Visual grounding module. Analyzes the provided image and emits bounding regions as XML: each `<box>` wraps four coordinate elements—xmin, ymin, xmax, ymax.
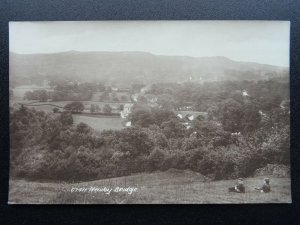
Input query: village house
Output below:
<box><xmin>131</xmin><ymin>93</ymin><xmax>139</xmax><ymax>102</ymax></box>
<box><xmin>176</xmin><ymin>111</ymin><xmax>208</xmax><ymax>129</ymax></box>
<box><xmin>176</xmin><ymin>111</ymin><xmax>208</xmax><ymax>121</ymax></box>
<box><xmin>120</xmin><ymin>103</ymin><xmax>133</xmax><ymax>118</ymax></box>
<box><xmin>242</xmin><ymin>90</ymin><xmax>249</xmax><ymax>96</ymax></box>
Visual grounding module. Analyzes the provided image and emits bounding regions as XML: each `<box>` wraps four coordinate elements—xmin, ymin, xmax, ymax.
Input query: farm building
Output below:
<box><xmin>131</xmin><ymin>94</ymin><xmax>139</xmax><ymax>102</ymax></box>
<box><xmin>120</xmin><ymin>103</ymin><xmax>133</xmax><ymax>118</ymax></box>
<box><xmin>176</xmin><ymin>111</ymin><xmax>208</xmax><ymax>129</ymax></box>
<box><xmin>242</xmin><ymin>90</ymin><xmax>249</xmax><ymax>96</ymax></box>
<box><xmin>176</xmin><ymin>111</ymin><xmax>208</xmax><ymax>121</ymax></box>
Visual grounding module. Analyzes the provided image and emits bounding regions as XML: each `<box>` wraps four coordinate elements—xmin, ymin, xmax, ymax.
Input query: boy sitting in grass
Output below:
<box><xmin>255</xmin><ymin>178</ymin><xmax>271</xmax><ymax>193</ymax></box>
<box><xmin>228</xmin><ymin>178</ymin><xmax>245</xmax><ymax>193</ymax></box>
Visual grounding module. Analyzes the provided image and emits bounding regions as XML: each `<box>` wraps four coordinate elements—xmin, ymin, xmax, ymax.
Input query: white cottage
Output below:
<box><xmin>120</xmin><ymin>103</ymin><xmax>133</xmax><ymax>118</ymax></box>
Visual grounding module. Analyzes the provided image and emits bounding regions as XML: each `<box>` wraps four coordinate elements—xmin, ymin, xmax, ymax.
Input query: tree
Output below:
<box><xmin>129</xmin><ymin>109</ymin><xmax>155</xmax><ymax>128</ymax></box>
<box><xmin>192</xmin><ymin>120</ymin><xmax>231</xmax><ymax>147</ymax></box>
<box><xmin>151</xmin><ymin>107</ymin><xmax>176</xmax><ymax>125</ymax></box>
<box><xmin>146</xmin><ymin>147</ymin><xmax>166</xmax><ymax>171</ymax></box>
<box><xmin>161</xmin><ymin>118</ymin><xmax>186</xmax><ymax>139</ymax></box>
<box><xmin>95</xmin><ymin>105</ymin><xmax>100</xmax><ymax>112</ymax></box>
<box><xmin>59</xmin><ymin>111</ymin><xmax>73</xmax><ymax>126</ymax></box>
<box><xmin>114</xmin><ymin>127</ymin><xmax>154</xmax><ymax>157</ymax></box>
<box><xmin>255</xmin><ymin>124</ymin><xmax>290</xmax><ymax>166</ymax></box>
<box><xmin>90</xmin><ymin>104</ymin><xmax>95</xmax><ymax>113</ymax></box>
<box><xmin>103</xmin><ymin>104</ymin><xmax>112</xmax><ymax>113</ymax></box>
<box><xmin>157</xmin><ymin>94</ymin><xmax>175</xmax><ymax>110</ymax></box>
<box><xmin>100</xmin><ymin>91</ymin><xmax>110</xmax><ymax>102</ymax></box>
<box><xmin>218</xmin><ymin>98</ymin><xmax>243</xmax><ymax>132</ymax></box>
<box><xmin>241</xmin><ymin>103</ymin><xmax>261</xmax><ymax>133</ymax></box>
<box><xmin>64</xmin><ymin>101</ymin><xmax>84</xmax><ymax>113</ymax></box>
<box><xmin>38</xmin><ymin>90</ymin><xmax>48</xmax><ymax>101</ymax></box>
<box><xmin>76</xmin><ymin>122</ymin><xmax>91</xmax><ymax>134</ymax></box>
<box><xmin>24</xmin><ymin>91</ymin><xmax>33</xmax><ymax>100</ymax></box>
<box><xmin>24</xmin><ymin>90</ymin><xmax>48</xmax><ymax>101</ymax></box>
<box><xmin>131</xmin><ymin>83</ymin><xmax>145</xmax><ymax>93</ymax></box>
<box><xmin>53</xmin><ymin>108</ymin><xmax>59</xmax><ymax>113</ymax></box>
<box><xmin>207</xmin><ymin>105</ymin><xmax>219</xmax><ymax>121</ymax></box>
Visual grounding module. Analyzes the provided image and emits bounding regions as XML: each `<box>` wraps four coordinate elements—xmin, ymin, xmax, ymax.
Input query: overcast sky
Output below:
<box><xmin>9</xmin><ymin>21</ymin><xmax>290</xmax><ymax>67</ymax></box>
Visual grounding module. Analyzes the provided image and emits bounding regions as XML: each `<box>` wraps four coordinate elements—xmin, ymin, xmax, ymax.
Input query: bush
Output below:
<box><xmin>60</xmin><ymin>111</ymin><xmax>73</xmax><ymax>126</ymax></box>
<box><xmin>64</xmin><ymin>101</ymin><xmax>84</xmax><ymax>113</ymax></box>
<box><xmin>53</xmin><ymin>108</ymin><xmax>59</xmax><ymax>113</ymax></box>
<box><xmin>103</xmin><ymin>104</ymin><xmax>112</xmax><ymax>113</ymax></box>
<box><xmin>146</xmin><ymin>147</ymin><xmax>166</xmax><ymax>172</ymax></box>
<box><xmin>254</xmin><ymin>164</ymin><xmax>290</xmax><ymax>177</ymax></box>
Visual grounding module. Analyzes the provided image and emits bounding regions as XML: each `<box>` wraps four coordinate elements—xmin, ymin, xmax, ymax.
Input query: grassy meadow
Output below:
<box><xmin>8</xmin><ymin>170</ymin><xmax>292</xmax><ymax>204</ymax></box>
<box><xmin>10</xmin><ymin>98</ymin><xmax>127</xmax><ymax>131</ymax></box>
<box><xmin>73</xmin><ymin>114</ymin><xmax>125</xmax><ymax>131</ymax></box>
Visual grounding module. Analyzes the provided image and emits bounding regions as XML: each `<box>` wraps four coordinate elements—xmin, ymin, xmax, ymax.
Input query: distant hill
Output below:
<box><xmin>10</xmin><ymin>51</ymin><xmax>288</xmax><ymax>85</ymax></box>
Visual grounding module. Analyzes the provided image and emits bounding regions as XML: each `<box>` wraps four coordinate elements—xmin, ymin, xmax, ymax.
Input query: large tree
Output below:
<box><xmin>64</xmin><ymin>101</ymin><xmax>84</xmax><ymax>113</ymax></box>
<box><xmin>103</xmin><ymin>104</ymin><xmax>112</xmax><ymax>113</ymax></box>
<box><xmin>218</xmin><ymin>98</ymin><xmax>244</xmax><ymax>132</ymax></box>
<box><xmin>59</xmin><ymin>111</ymin><xmax>73</xmax><ymax>126</ymax></box>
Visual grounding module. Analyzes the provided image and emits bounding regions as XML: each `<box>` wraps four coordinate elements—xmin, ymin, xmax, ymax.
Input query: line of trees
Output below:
<box><xmin>62</xmin><ymin>102</ymin><xmax>113</xmax><ymax>114</ymax></box>
<box><xmin>24</xmin><ymin>82</ymin><xmax>103</xmax><ymax>101</ymax></box>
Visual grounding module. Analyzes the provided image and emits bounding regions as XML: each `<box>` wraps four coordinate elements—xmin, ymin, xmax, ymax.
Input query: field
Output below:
<box><xmin>8</xmin><ymin>170</ymin><xmax>292</xmax><ymax>204</ymax></box>
<box><xmin>73</xmin><ymin>114</ymin><xmax>125</xmax><ymax>131</ymax></box>
<box><xmin>10</xmin><ymin>99</ymin><xmax>127</xmax><ymax>131</ymax></box>
<box><xmin>91</xmin><ymin>91</ymin><xmax>131</xmax><ymax>102</ymax></box>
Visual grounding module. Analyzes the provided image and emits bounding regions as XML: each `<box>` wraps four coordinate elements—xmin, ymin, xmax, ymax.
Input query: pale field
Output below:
<box><xmin>73</xmin><ymin>114</ymin><xmax>125</xmax><ymax>131</ymax></box>
<box><xmin>10</xmin><ymin>98</ymin><xmax>126</xmax><ymax>131</ymax></box>
<box><xmin>8</xmin><ymin>170</ymin><xmax>292</xmax><ymax>204</ymax></box>
<box><xmin>91</xmin><ymin>91</ymin><xmax>131</xmax><ymax>102</ymax></box>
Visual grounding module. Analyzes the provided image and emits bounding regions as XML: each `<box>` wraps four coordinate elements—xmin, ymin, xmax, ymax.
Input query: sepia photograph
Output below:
<box><xmin>8</xmin><ymin>21</ymin><xmax>291</xmax><ymax>204</ymax></box>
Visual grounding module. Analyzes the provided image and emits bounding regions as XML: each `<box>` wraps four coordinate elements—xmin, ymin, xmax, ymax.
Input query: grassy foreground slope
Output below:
<box><xmin>8</xmin><ymin>169</ymin><xmax>291</xmax><ymax>204</ymax></box>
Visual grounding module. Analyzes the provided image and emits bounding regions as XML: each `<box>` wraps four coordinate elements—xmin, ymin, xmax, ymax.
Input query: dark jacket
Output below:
<box><xmin>236</xmin><ymin>183</ymin><xmax>245</xmax><ymax>193</ymax></box>
<box><xmin>262</xmin><ymin>183</ymin><xmax>271</xmax><ymax>193</ymax></box>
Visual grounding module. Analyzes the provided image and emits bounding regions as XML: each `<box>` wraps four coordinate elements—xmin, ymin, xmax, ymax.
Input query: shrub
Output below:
<box><xmin>146</xmin><ymin>147</ymin><xmax>166</xmax><ymax>172</ymax></box>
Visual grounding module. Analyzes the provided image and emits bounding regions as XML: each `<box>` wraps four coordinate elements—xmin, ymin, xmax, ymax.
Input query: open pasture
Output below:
<box><xmin>8</xmin><ymin>170</ymin><xmax>292</xmax><ymax>204</ymax></box>
<box><xmin>73</xmin><ymin>114</ymin><xmax>125</xmax><ymax>131</ymax></box>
